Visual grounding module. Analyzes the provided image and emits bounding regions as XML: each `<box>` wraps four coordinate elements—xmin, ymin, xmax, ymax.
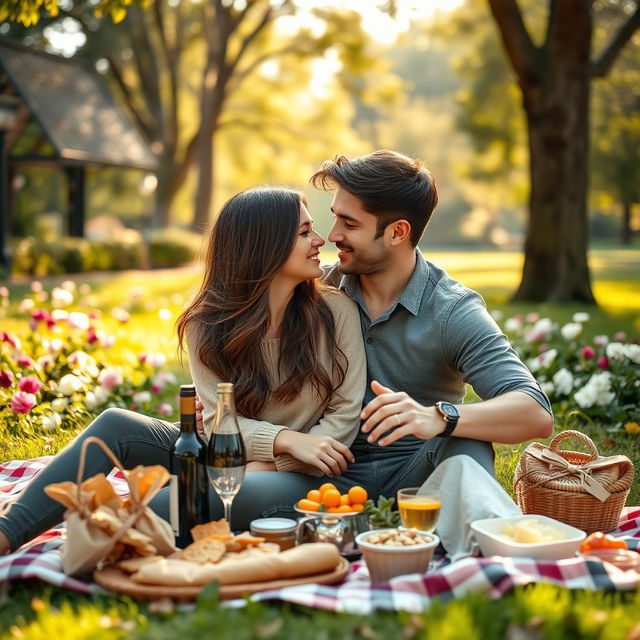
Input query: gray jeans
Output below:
<box><xmin>0</xmin><ymin>408</ymin><xmax>494</xmax><ymax>551</ymax></box>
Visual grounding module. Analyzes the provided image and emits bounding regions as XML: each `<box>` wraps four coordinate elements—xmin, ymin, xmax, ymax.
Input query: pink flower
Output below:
<box><xmin>87</xmin><ymin>327</ymin><xmax>99</xmax><ymax>344</ymax></box>
<box><xmin>1</xmin><ymin>332</ymin><xmax>20</xmax><ymax>349</ymax></box>
<box><xmin>17</xmin><ymin>355</ymin><xmax>34</xmax><ymax>368</ymax></box>
<box><xmin>538</xmin><ymin>343</ymin><xmax>549</xmax><ymax>353</ymax></box>
<box><xmin>18</xmin><ymin>376</ymin><xmax>41</xmax><ymax>394</ymax></box>
<box><xmin>582</xmin><ymin>346</ymin><xmax>596</xmax><ymax>359</ymax></box>
<box><xmin>614</xmin><ymin>331</ymin><xmax>626</xmax><ymax>342</ymax></box>
<box><xmin>98</xmin><ymin>368</ymin><xmax>123</xmax><ymax>391</ymax></box>
<box><xmin>130</xmin><ymin>403</ymin><xmax>139</xmax><ymax>411</ymax></box>
<box><xmin>11</xmin><ymin>391</ymin><xmax>37</xmax><ymax>414</ymax></box>
<box><xmin>0</xmin><ymin>370</ymin><xmax>14</xmax><ymax>388</ymax></box>
<box><xmin>138</xmin><ymin>353</ymin><xmax>148</xmax><ymax>364</ymax></box>
<box><xmin>526</xmin><ymin>313</ymin><xmax>539</xmax><ymax>323</ymax></box>
<box><xmin>597</xmin><ymin>356</ymin><xmax>609</xmax><ymax>369</ymax></box>
<box><xmin>151</xmin><ymin>383</ymin><xmax>162</xmax><ymax>394</ymax></box>
<box><xmin>157</xmin><ymin>403</ymin><xmax>173</xmax><ymax>416</ymax></box>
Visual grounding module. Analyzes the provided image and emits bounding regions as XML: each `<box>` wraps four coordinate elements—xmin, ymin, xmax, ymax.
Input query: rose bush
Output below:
<box><xmin>497</xmin><ymin>311</ymin><xmax>640</xmax><ymax>434</ymax></box>
<box><xmin>0</xmin><ymin>281</ymin><xmax>179</xmax><ymax>437</ymax></box>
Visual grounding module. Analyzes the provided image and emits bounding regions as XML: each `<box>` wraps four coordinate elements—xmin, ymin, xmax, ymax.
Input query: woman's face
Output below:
<box><xmin>276</xmin><ymin>203</ymin><xmax>325</xmax><ymax>284</ymax></box>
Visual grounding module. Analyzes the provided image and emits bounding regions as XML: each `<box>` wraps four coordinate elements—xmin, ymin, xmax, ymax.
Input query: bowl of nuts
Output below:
<box><xmin>355</xmin><ymin>528</ymin><xmax>440</xmax><ymax>583</ymax></box>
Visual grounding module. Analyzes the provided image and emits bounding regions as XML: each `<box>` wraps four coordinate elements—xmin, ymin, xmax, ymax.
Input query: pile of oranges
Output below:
<box><xmin>297</xmin><ymin>483</ymin><xmax>368</xmax><ymax>513</ymax></box>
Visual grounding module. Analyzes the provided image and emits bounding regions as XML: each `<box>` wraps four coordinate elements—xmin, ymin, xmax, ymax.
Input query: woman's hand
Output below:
<box><xmin>274</xmin><ymin>430</ymin><xmax>354</xmax><ymax>476</ymax></box>
<box><xmin>246</xmin><ymin>461</ymin><xmax>277</xmax><ymax>472</ymax></box>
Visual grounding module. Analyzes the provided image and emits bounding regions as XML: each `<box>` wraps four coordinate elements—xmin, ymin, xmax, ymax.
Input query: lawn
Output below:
<box><xmin>1</xmin><ymin>247</ymin><xmax>639</xmax><ymax>639</ymax></box>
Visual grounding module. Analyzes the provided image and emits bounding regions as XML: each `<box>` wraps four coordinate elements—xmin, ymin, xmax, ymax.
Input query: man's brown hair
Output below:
<box><xmin>310</xmin><ymin>149</ymin><xmax>438</xmax><ymax>246</ymax></box>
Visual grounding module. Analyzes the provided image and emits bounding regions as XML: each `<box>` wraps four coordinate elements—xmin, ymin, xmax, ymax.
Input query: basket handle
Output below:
<box><xmin>548</xmin><ymin>430</ymin><xmax>599</xmax><ymax>461</ymax></box>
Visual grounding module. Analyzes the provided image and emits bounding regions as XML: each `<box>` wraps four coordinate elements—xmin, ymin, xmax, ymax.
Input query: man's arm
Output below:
<box><xmin>361</xmin><ymin>381</ymin><xmax>553</xmax><ymax>446</ymax></box>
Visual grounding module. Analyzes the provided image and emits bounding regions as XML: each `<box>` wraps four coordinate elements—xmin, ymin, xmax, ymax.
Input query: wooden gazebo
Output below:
<box><xmin>0</xmin><ymin>38</ymin><xmax>158</xmax><ymax>271</ymax></box>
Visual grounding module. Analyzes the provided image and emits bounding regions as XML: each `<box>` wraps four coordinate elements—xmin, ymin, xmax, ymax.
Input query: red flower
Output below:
<box><xmin>10</xmin><ymin>391</ymin><xmax>37</xmax><ymax>414</ymax></box>
<box><xmin>0</xmin><ymin>370</ymin><xmax>14</xmax><ymax>388</ymax></box>
<box><xmin>597</xmin><ymin>356</ymin><xmax>609</xmax><ymax>369</ymax></box>
<box><xmin>582</xmin><ymin>346</ymin><xmax>596</xmax><ymax>359</ymax></box>
<box><xmin>18</xmin><ymin>375</ymin><xmax>41</xmax><ymax>394</ymax></box>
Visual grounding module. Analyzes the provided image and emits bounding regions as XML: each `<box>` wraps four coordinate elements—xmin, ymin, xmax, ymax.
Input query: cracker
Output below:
<box><xmin>191</xmin><ymin>519</ymin><xmax>232</xmax><ymax>541</ymax></box>
<box><xmin>180</xmin><ymin>537</ymin><xmax>227</xmax><ymax>564</ymax></box>
<box><xmin>234</xmin><ymin>531</ymin><xmax>266</xmax><ymax>547</ymax></box>
<box><xmin>117</xmin><ymin>555</ymin><xmax>163</xmax><ymax>574</ymax></box>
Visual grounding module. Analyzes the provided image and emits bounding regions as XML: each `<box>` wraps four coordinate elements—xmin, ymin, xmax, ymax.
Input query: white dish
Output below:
<box><xmin>471</xmin><ymin>514</ymin><xmax>586</xmax><ymax>560</ymax></box>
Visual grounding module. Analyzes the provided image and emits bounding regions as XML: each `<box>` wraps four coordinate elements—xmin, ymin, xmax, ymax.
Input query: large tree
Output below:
<box><xmin>487</xmin><ymin>0</ymin><xmax>640</xmax><ymax>303</ymax></box>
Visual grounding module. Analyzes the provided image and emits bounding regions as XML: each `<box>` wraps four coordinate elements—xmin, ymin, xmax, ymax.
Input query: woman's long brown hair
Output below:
<box><xmin>177</xmin><ymin>187</ymin><xmax>346</xmax><ymax>417</ymax></box>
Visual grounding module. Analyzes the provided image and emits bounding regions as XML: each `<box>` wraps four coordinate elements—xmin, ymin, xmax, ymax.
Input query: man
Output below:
<box><xmin>312</xmin><ymin>150</ymin><xmax>553</xmax><ymax>489</ymax></box>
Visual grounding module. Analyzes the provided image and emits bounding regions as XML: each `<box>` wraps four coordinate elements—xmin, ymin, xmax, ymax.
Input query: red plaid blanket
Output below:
<box><xmin>1</xmin><ymin>457</ymin><xmax>638</xmax><ymax>611</ymax></box>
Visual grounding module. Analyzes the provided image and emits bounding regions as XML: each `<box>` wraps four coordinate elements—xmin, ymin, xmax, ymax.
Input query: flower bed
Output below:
<box><xmin>495</xmin><ymin>311</ymin><xmax>640</xmax><ymax>434</ymax></box>
<box><xmin>0</xmin><ymin>281</ymin><xmax>179</xmax><ymax>437</ymax></box>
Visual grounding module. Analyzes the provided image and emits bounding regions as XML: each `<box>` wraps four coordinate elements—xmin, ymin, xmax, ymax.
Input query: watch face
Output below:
<box><xmin>440</xmin><ymin>403</ymin><xmax>458</xmax><ymax>418</ymax></box>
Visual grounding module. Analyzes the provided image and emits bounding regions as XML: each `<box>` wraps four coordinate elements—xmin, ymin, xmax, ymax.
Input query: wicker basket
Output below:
<box><xmin>514</xmin><ymin>430</ymin><xmax>634</xmax><ymax>533</ymax></box>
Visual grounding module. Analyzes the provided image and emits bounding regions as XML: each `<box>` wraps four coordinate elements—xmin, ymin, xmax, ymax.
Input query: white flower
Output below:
<box><xmin>84</xmin><ymin>391</ymin><xmax>98</xmax><ymax>410</ymax></box>
<box><xmin>505</xmin><ymin>317</ymin><xmax>523</xmax><ymax>332</ymax></box>
<box><xmin>526</xmin><ymin>358</ymin><xmax>540</xmax><ymax>373</ymax></box>
<box><xmin>18</xmin><ymin>298</ymin><xmax>35</xmax><ymax>313</ymax></box>
<box><xmin>593</xmin><ymin>335</ymin><xmax>609</xmax><ymax>346</ymax></box>
<box><xmin>525</xmin><ymin>318</ymin><xmax>553</xmax><ymax>343</ymax></box>
<box><xmin>47</xmin><ymin>338</ymin><xmax>65</xmax><ymax>353</ymax></box>
<box><xmin>490</xmin><ymin>310</ymin><xmax>504</xmax><ymax>322</ymax></box>
<box><xmin>42</xmin><ymin>412</ymin><xmax>62</xmax><ymax>432</ymax></box>
<box><xmin>51</xmin><ymin>397</ymin><xmax>69</xmax><ymax>412</ymax></box>
<box><xmin>68</xmin><ymin>351</ymin><xmax>99</xmax><ymax>377</ymax></box>
<box><xmin>147</xmin><ymin>353</ymin><xmax>167</xmax><ymax>368</ymax></box>
<box><xmin>61</xmin><ymin>280</ymin><xmax>76</xmax><ymax>292</ymax></box>
<box><xmin>57</xmin><ymin>373</ymin><xmax>84</xmax><ymax>396</ymax></box>
<box><xmin>538</xmin><ymin>348</ymin><xmax>558</xmax><ymax>369</ymax></box>
<box><xmin>51</xmin><ymin>309</ymin><xmax>69</xmax><ymax>322</ymax></box>
<box><xmin>574</xmin><ymin>372</ymin><xmax>615</xmax><ymax>408</ymax></box>
<box><xmin>51</xmin><ymin>287</ymin><xmax>74</xmax><ymax>308</ymax></box>
<box><xmin>552</xmin><ymin>368</ymin><xmax>574</xmax><ymax>395</ymax></box>
<box><xmin>541</xmin><ymin>381</ymin><xmax>555</xmax><ymax>396</ymax></box>
<box><xmin>624</xmin><ymin>344</ymin><xmax>640</xmax><ymax>364</ymax></box>
<box><xmin>606</xmin><ymin>342</ymin><xmax>626</xmax><ymax>362</ymax></box>
<box><xmin>560</xmin><ymin>322</ymin><xmax>582</xmax><ymax>341</ymax></box>
<box><xmin>68</xmin><ymin>312</ymin><xmax>90</xmax><ymax>330</ymax></box>
<box><xmin>98</xmin><ymin>367</ymin><xmax>123</xmax><ymax>391</ymax></box>
<box><xmin>30</xmin><ymin>281</ymin><xmax>43</xmax><ymax>293</ymax></box>
<box><xmin>94</xmin><ymin>386</ymin><xmax>110</xmax><ymax>405</ymax></box>
<box><xmin>572</xmin><ymin>312</ymin><xmax>590</xmax><ymax>323</ymax></box>
<box><xmin>158</xmin><ymin>308</ymin><xmax>172</xmax><ymax>321</ymax></box>
<box><xmin>133</xmin><ymin>391</ymin><xmax>152</xmax><ymax>404</ymax></box>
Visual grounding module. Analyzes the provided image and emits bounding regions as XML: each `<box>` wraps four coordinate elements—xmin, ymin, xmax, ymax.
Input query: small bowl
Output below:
<box><xmin>580</xmin><ymin>548</ymin><xmax>640</xmax><ymax>572</ymax></box>
<box><xmin>471</xmin><ymin>514</ymin><xmax>586</xmax><ymax>560</ymax></box>
<box><xmin>355</xmin><ymin>528</ymin><xmax>439</xmax><ymax>583</ymax></box>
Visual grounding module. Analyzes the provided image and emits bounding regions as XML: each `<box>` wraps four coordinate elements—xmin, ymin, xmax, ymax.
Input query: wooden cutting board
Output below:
<box><xmin>93</xmin><ymin>557</ymin><xmax>349</xmax><ymax>602</ymax></box>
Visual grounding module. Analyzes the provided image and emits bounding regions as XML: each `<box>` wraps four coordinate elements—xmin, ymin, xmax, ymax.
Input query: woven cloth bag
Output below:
<box><xmin>514</xmin><ymin>430</ymin><xmax>634</xmax><ymax>533</ymax></box>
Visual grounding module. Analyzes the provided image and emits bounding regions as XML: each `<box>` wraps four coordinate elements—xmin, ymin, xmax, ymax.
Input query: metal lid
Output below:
<box><xmin>250</xmin><ymin>517</ymin><xmax>297</xmax><ymax>533</ymax></box>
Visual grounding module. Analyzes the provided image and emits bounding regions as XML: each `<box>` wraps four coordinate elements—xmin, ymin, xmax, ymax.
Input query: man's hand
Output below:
<box><xmin>274</xmin><ymin>430</ymin><xmax>354</xmax><ymax>476</ymax></box>
<box><xmin>360</xmin><ymin>380</ymin><xmax>445</xmax><ymax>446</ymax></box>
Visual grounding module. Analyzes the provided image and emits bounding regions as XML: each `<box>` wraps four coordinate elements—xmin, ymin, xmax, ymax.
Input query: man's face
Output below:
<box><xmin>328</xmin><ymin>187</ymin><xmax>390</xmax><ymax>275</ymax></box>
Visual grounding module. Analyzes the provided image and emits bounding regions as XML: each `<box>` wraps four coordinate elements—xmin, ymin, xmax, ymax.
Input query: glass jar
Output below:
<box><xmin>250</xmin><ymin>517</ymin><xmax>297</xmax><ymax>550</ymax></box>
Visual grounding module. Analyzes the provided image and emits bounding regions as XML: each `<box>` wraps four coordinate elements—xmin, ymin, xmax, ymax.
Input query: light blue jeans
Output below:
<box><xmin>0</xmin><ymin>408</ymin><xmax>494</xmax><ymax>551</ymax></box>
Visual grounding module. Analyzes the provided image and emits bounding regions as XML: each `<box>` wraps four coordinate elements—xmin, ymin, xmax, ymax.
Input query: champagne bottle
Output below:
<box><xmin>169</xmin><ymin>384</ymin><xmax>209</xmax><ymax>547</ymax></box>
<box><xmin>206</xmin><ymin>382</ymin><xmax>247</xmax><ymax>528</ymax></box>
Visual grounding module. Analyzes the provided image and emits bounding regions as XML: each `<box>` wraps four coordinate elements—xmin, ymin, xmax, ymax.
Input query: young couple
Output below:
<box><xmin>0</xmin><ymin>150</ymin><xmax>553</xmax><ymax>554</ymax></box>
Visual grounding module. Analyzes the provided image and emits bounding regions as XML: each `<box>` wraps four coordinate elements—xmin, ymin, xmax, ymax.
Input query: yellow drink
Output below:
<box><xmin>397</xmin><ymin>497</ymin><xmax>441</xmax><ymax>532</ymax></box>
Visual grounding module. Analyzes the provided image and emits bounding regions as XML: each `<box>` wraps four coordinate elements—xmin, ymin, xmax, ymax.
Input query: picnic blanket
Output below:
<box><xmin>1</xmin><ymin>456</ymin><xmax>639</xmax><ymax>613</ymax></box>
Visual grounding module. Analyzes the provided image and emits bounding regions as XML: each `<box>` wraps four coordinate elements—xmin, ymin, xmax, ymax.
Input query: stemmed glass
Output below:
<box><xmin>206</xmin><ymin>383</ymin><xmax>246</xmax><ymax>528</ymax></box>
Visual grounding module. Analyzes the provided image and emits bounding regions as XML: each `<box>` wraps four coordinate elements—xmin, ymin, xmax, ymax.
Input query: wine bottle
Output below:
<box><xmin>206</xmin><ymin>382</ymin><xmax>247</xmax><ymax>529</ymax></box>
<box><xmin>169</xmin><ymin>383</ymin><xmax>209</xmax><ymax>548</ymax></box>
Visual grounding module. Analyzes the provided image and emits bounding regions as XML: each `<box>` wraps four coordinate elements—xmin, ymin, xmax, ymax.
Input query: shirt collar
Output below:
<box><xmin>338</xmin><ymin>248</ymin><xmax>430</xmax><ymax>317</ymax></box>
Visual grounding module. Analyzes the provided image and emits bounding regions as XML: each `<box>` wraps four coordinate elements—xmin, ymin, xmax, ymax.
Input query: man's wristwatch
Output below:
<box><xmin>434</xmin><ymin>401</ymin><xmax>459</xmax><ymax>437</ymax></box>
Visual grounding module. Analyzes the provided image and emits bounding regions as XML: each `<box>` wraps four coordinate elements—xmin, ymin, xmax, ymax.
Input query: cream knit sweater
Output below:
<box><xmin>187</xmin><ymin>290</ymin><xmax>366</xmax><ymax>476</ymax></box>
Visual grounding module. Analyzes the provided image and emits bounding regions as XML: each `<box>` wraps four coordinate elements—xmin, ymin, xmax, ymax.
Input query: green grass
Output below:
<box><xmin>1</xmin><ymin>248</ymin><xmax>639</xmax><ymax>638</ymax></box>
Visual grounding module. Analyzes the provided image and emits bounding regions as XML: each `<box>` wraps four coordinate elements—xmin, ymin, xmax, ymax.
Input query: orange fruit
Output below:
<box><xmin>351</xmin><ymin>503</ymin><xmax>365</xmax><ymax>512</ymax></box>
<box><xmin>339</xmin><ymin>494</ymin><xmax>351</xmax><ymax>506</ymax></box>
<box><xmin>319</xmin><ymin>482</ymin><xmax>337</xmax><ymax>496</ymax></box>
<box><xmin>348</xmin><ymin>485</ymin><xmax>368</xmax><ymax>505</ymax></box>
<box><xmin>307</xmin><ymin>489</ymin><xmax>322</xmax><ymax>503</ymax></box>
<box><xmin>337</xmin><ymin>504</ymin><xmax>354</xmax><ymax>513</ymax></box>
<box><xmin>297</xmin><ymin>499</ymin><xmax>320</xmax><ymax>512</ymax></box>
<box><xmin>327</xmin><ymin>507</ymin><xmax>341</xmax><ymax>513</ymax></box>
<box><xmin>322</xmin><ymin>489</ymin><xmax>341</xmax><ymax>508</ymax></box>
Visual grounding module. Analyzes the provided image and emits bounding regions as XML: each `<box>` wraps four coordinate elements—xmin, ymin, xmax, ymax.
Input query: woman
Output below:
<box><xmin>0</xmin><ymin>187</ymin><xmax>365</xmax><ymax>553</ymax></box>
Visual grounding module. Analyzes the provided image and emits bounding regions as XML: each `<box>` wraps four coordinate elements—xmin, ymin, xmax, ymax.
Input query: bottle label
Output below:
<box><xmin>169</xmin><ymin>474</ymin><xmax>179</xmax><ymax>536</ymax></box>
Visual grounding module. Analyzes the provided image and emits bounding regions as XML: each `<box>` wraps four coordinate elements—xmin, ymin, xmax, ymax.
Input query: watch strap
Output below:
<box><xmin>435</xmin><ymin>401</ymin><xmax>459</xmax><ymax>438</ymax></box>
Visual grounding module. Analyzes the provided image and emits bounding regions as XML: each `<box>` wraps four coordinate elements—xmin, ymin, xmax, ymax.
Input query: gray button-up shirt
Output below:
<box><xmin>322</xmin><ymin>250</ymin><xmax>551</xmax><ymax>453</ymax></box>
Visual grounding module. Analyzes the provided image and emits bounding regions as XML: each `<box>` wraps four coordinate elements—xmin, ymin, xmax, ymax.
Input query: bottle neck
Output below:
<box><xmin>180</xmin><ymin>395</ymin><xmax>196</xmax><ymax>433</ymax></box>
<box><xmin>214</xmin><ymin>390</ymin><xmax>238</xmax><ymax>434</ymax></box>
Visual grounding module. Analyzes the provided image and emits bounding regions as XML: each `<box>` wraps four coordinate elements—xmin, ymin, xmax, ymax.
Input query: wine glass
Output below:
<box><xmin>206</xmin><ymin>383</ymin><xmax>247</xmax><ymax>528</ymax></box>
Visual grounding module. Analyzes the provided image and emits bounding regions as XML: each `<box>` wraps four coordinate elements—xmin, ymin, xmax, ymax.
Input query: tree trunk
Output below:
<box><xmin>511</xmin><ymin>8</ymin><xmax>596</xmax><ymax>304</ymax></box>
<box><xmin>192</xmin><ymin>123</ymin><xmax>216</xmax><ymax>232</ymax></box>
<box><xmin>621</xmin><ymin>202</ymin><xmax>632</xmax><ymax>244</ymax></box>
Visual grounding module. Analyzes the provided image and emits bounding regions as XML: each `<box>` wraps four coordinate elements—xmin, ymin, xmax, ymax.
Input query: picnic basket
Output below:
<box><xmin>514</xmin><ymin>430</ymin><xmax>634</xmax><ymax>533</ymax></box>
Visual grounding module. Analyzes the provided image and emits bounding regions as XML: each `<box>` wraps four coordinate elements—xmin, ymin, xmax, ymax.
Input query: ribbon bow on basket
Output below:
<box><xmin>44</xmin><ymin>436</ymin><xmax>176</xmax><ymax>576</ymax></box>
<box><xmin>513</xmin><ymin>430</ymin><xmax>634</xmax><ymax>533</ymax></box>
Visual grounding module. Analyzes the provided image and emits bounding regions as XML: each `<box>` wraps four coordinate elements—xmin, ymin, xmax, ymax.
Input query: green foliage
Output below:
<box><xmin>365</xmin><ymin>495</ymin><xmax>401</xmax><ymax>529</ymax></box>
<box><xmin>148</xmin><ymin>228</ymin><xmax>202</xmax><ymax>269</ymax></box>
<box><xmin>11</xmin><ymin>236</ymin><xmax>146</xmax><ymax>276</ymax></box>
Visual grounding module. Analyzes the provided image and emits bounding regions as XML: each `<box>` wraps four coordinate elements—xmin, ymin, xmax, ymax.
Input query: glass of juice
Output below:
<box><xmin>397</xmin><ymin>487</ymin><xmax>441</xmax><ymax>533</ymax></box>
